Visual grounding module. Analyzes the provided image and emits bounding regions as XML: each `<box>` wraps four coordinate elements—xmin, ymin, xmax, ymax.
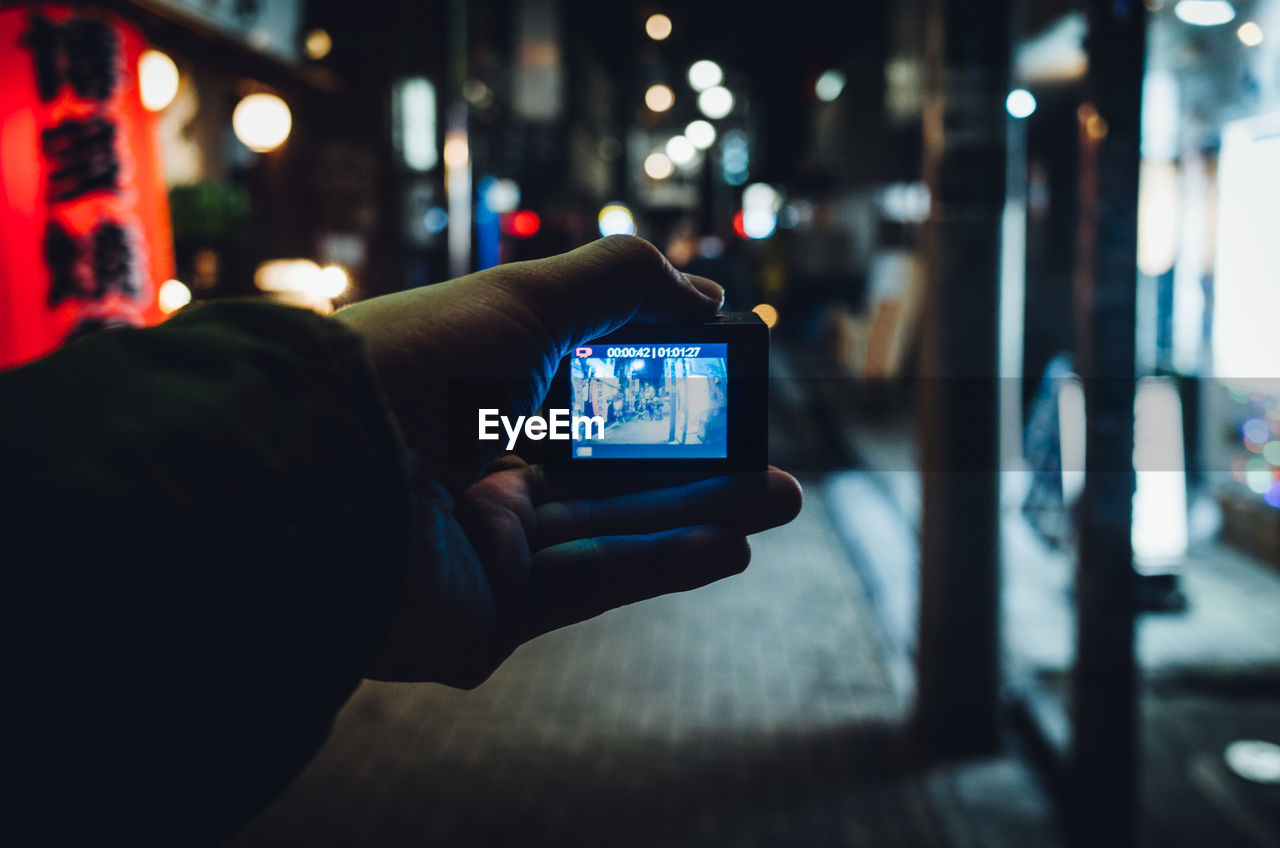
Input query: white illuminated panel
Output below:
<box><xmin>394</xmin><ymin>78</ymin><xmax>438</xmax><ymax>171</ymax></box>
<box><xmin>1057</xmin><ymin>376</ymin><xmax>1190</xmax><ymax>572</ymax></box>
<box><xmin>1058</xmin><ymin>377</ymin><xmax>1086</xmax><ymax>506</ymax></box>
<box><xmin>1213</xmin><ymin>112</ymin><xmax>1280</xmax><ymax>390</ymax></box>
<box><xmin>1132</xmin><ymin>377</ymin><xmax>1189</xmax><ymax>572</ymax></box>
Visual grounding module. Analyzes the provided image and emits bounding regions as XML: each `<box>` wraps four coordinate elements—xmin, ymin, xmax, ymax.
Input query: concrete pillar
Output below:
<box><xmin>1071</xmin><ymin>1</ymin><xmax>1145</xmax><ymax>844</ymax></box>
<box><xmin>914</xmin><ymin>0</ymin><xmax>1011</xmax><ymax>755</ymax></box>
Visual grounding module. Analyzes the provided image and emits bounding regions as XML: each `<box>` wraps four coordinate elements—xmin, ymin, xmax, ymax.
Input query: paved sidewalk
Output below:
<box><xmin>229</xmin><ymin>480</ymin><xmax>1060</xmax><ymax>847</ymax></box>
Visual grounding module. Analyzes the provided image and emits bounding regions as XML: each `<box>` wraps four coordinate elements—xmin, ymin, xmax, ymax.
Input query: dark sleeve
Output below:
<box><xmin>0</xmin><ymin>300</ymin><xmax>414</xmax><ymax>845</ymax></box>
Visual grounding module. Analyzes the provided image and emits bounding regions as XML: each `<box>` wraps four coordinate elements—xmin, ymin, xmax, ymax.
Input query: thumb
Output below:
<box><xmin>485</xmin><ymin>235</ymin><xmax>723</xmax><ymax>356</ymax></box>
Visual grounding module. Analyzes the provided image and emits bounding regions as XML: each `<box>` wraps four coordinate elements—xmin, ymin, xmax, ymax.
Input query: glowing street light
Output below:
<box><xmin>697</xmin><ymin>85</ymin><xmax>734</xmax><ymax>119</ymax></box>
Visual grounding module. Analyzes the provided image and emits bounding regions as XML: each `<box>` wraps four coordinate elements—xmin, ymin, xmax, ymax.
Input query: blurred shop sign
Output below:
<box><xmin>0</xmin><ymin>4</ymin><xmax>174</xmax><ymax>369</ymax></box>
<box><xmin>143</xmin><ymin>0</ymin><xmax>300</xmax><ymax>62</ymax></box>
<box><xmin>1014</xmin><ymin>12</ymin><xmax>1086</xmax><ymax>84</ymax></box>
<box><xmin>512</xmin><ymin>0</ymin><xmax>563</xmax><ymax>121</ymax></box>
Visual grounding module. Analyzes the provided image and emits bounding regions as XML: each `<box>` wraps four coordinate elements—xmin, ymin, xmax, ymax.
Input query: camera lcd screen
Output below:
<box><xmin>568</xmin><ymin>343</ymin><xmax>728</xmax><ymax>460</ymax></box>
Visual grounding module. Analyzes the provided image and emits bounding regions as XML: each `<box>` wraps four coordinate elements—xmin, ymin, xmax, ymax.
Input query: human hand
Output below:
<box><xmin>334</xmin><ymin>236</ymin><xmax>802</xmax><ymax>687</ymax></box>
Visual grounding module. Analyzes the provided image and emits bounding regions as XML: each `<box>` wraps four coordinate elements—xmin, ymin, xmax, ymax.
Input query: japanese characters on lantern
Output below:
<box><xmin>0</xmin><ymin>4</ymin><xmax>173</xmax><ymax>368</ymax></box>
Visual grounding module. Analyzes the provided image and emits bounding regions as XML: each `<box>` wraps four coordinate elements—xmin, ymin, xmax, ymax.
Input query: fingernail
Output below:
<box><xmin>687</xmin><ymin>275</ymin><xmax>724</xmax><ymax>307</ymax></box>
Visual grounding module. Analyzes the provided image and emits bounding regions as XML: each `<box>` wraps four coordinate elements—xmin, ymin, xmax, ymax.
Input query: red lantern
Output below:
<box><xmin>0</xmin><ymin>4</ymin><xmax>174</xmax><ymax>369</ymax></box>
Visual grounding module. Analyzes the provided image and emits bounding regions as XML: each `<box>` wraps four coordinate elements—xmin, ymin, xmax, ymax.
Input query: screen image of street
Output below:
<box><xmin>569</xmin><ymin>344</ymin><xmax>728</xmax><ymax>459</ymax></box>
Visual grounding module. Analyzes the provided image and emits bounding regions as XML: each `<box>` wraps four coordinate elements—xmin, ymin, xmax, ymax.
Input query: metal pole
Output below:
<box><xmin>1071</xmin><ymin>1</ymin><xmax>1145</xmax><ymax>845</ymax></box>
<box><xmin>914</xmin><ymin>0</ymin><xmax>1010</xmax><ymax>755</ymax></box>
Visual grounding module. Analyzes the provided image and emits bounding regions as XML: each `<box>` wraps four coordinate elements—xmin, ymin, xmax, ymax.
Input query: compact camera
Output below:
<box><xmin>545</xmin><ymin>312</ymin><xmax>769</xmax><ymax>472</ymax></box>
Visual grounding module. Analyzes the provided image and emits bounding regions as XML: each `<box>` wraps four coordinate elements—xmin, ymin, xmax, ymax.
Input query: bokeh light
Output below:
<box><xmin>423</xmin><ymin>207</ymin><xmax>449</xmax><ymax>234</ymax></box>
<box><xmin>483</xmin><ymin>178</ymin><xmax>521</xmax><ymax>214</ymax></box>
<box><xmin>1237</xmin><ymin>21</ymin><xmax>1264</xmax><ymax>46</ymax></box>
<box><xmin>752</xmin><ymin>303</ymin><xmax>779</xmax><ymax>328</ymax></box>
<box><xmin>443</xmin><ymin>133</ymin><xmax>469</xmax><ymax>168</ymax></box>
<box><xmin>645</xmin><ymin>84</ymin><xmax>675</xmax><ymax>112</ymax></box>
<box><xmin>743</xmin><ymin>183</ymin><xmax>781</xmax><ymax>210</ymax></box>
<box><xmin>316</xmin><ymin>266</ymin><xmax>349</xmax><ymax>298</ymax></box>
<box><xmin>698</xmin><ymin>86</ymin><xmax>734</xmax><ymax>119</ymax></box>
<box><xmin>742</xmin><ymin>207</ymin><xmax>777</xmax><ymax>239</ymax></box>
<box><xmin>814</xmin><ymin>69</ymin><xmax>846</xmax><ymax>102</ymax></box>
<box><xmin>645</xmin><ymin>14</ymin><xmax>672</xmax><ymax>41</ymax></box>
<box><xmin>643</xmin><ymin>152</ymin><xmax>674</xmax><ymax>180</ymax></box>
<box><xmin>1174</xmin><ymin>1</ymin><xmax>1236</xmax><ymax>26</ymax></box>
<box><xmin>666</xmin><ymin>135</ymin><xmax>697</xmax><ymax>166</ymax></box>
<box><xmin>1267</xmin><ymin>483</ymin><xmax>1280</xmax><ymax>509</ymax></box>
<box><xmin>685</xmin><ymin>120</ymin><xmax>716</xmax><ymax>149</ymax></box>
<box><xmin>1006</xmin><ymin>89</ymin><xmax>1037</xmax><ymax>119</ymax></box>
<box><xmin>1246</xmin><ymin>458</ymin><xmax>1271</xmax><ymax>494</ymax></box>
<box><xmin>721</xmin><ymin>129</ymin><xmax>750</xmax><ymax>185</ymax></box>
<box><xmin>1265</xmin><ymin>441</ymin><xmax>1280</xmax><ymax>466</ymax></box>
<box><xmin>138</xmin><ymin>50</ymin><xmax>179</xmax><ymax>112</ymax></box>
<box><xmin>254</xmin><ymin>259</ymin><xmax>345</xmax><ymax>305</ymax></box>
<box><xmin>598</xmin><ymin>204</ymin><xmax>636</xmax><ymax>237</ymax></box>
<box><xmin>233</xmin><ymin>93</ymin><xmax>292</xmax><ymax>153</ymax></box>
<box><xmin>504</xmin><ymin>210</ymin><xmax>541</xmax><ymax>238</ymax></box>
<box><xmin>1244</xmin><ymin>418</ymin><xmax>1270</xmax><ymax>445</ymax></box>
<box><xmin>158</xmin><ymin>279</ymin><xmax>191</xmax><ymax>314</ymax></box>
<box><xmin>688</xmin><ymin>60</ymin><xmax>723</xmax><ymax>91</ymax></box>
<box><xmin>698</xmin><ymin>236</ymin><xmax>725</xmax><ymax>259</ymax></box>
<box><xmin>304</xmin><ymin>28</ymin><xmax>332</xmax><ymax>60</ymax></box>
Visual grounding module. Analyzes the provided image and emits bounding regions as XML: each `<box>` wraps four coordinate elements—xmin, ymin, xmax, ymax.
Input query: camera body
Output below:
<box><xmin>546</xmin><ymin>312</ymin><xmax>768</xmax><ymax>472</ymax></box>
